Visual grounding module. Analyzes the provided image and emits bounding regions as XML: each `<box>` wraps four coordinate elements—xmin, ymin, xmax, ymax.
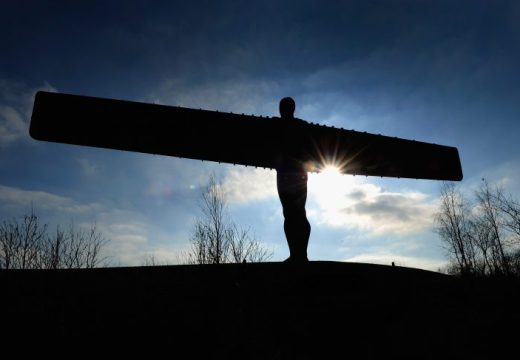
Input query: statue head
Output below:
<box><xmin>279</xmin><ymin>97</ymin><xmax>295</xmax><ymax>119</ymax></box>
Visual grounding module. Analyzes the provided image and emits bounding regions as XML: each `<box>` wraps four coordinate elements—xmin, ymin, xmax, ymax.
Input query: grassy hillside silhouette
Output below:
<box><xmin>3</xmin><ymin>261</ymin><xmax>518</xmax><ymax>358</ymax></box>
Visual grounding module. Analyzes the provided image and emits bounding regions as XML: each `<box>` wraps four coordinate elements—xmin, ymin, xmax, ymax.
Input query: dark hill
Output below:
<box><xmin>2</xmin><ymin>261</ymin><xmax>518</xmax><ymax>358</ymax></box>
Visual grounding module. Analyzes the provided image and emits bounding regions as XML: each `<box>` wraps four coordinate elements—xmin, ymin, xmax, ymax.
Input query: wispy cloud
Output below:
<box><xmin>476</xmin><ymin>159</ymin><xmax>520</xmax><ymax>196</ymax></box>
<box><xmin>0</xmin><ymin>184</ymin><xmax>102</xmax><ymax>215</ymax></box>
<box><xmin>0</xmin><ymin>184</ymin><xmax>165</xmax><ymax>267</ymax></box>
<box><xmin>140</xmin><ymin>243</ymin><xmax>192</xmax><ymax>265</ymax></box>
<box><xmin>141</xmin><ymin>156</ymin><xmax>218</xmax><ymax>202</ymax></box>
<box><xmin>94</xmin><ymin>209</ymin><xmax>150</xmax><ymax>266</ymax></box>
<box><xmin>0</xmin><ymin>79</ymin><xmax>56</xmax><ymax>147</ymax></box>
<box><xmin>147</xmin><ymin>77</ymin><xmax>285</xmax><ymax>116</ymax></box>
<box><xmin>222</xmin><ymin>167</ymin><xmax>277</xmax><ymax>204</ymax></box>
<box><xmin>99</xmin><ymin>212</ymin><xmax>194</xmax><ymax>266</ymax></box>
<box><xmin>0</xmin><ymin>105</ymin><xmax>26</xmax><ymax>146</ymax></box>
<box><xmin>76</xmin><ymin>158</ymin><xmax>98</xmax><ymax>176</ymax></box>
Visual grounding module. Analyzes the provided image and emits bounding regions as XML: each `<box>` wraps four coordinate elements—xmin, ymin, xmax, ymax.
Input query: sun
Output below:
<box><xmin>308</xmin><ymin>164</ymin><xmax>345</xmax><ymax>204</ymax></box>
<box><xmin>320</xmin><ymin>165</ymin><xmax>342</xmax><ymax>179</ymax></box>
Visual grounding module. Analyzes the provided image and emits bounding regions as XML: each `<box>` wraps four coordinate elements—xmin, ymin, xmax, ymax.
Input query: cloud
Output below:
<box><xmin>0</xmin><ymin>105</ymin><xmax>26</xmax><ymax>146</ymax></box>
<box><xmin>222</xmin><ymin>167</ymin><xmax>277</xmax><ymax>204</ymax></box>
<box><xmin>96</xmin><ymin>209</ymin><xmax>194</xmax><ymax>266</ymax></box>
<box><xmin>308</xmin><ymin>174</ymin><xmax>436</xmax><ymax>236</ymax></box>
<box><xmin>141</xmin><ymin>155</ymin><xmax>278</xmax><ymax>205</ymax></box>
<box><xmin>140</xmin><ymin>244</ymin><xmax>192</xmax><ymax>265</ymax></box>
<box><xmin>0</xmin><ymin>184</ymin><xmax>160</xmax><ymax>266</ymax></box>
<box><xmin>141</xmin><ymin>156</ymin><xmax>218</xmax><ymax>201</ymax></box>
<box><xmin>476</xmin><ymin>159</ymin><xmax>520</xmax><ymax>197</ymax></box>
<box><xmin>95</xmin><ymin>209</ymin><xmax>150</xmax><ymax>266</ymax></box>
<box><xmin>77</xmin><ymin>158</ymin><xmax>98</xmax><ymax>176</ymax></box>
<box><xmin>348</xmin><ymin>191</ymin><xmax>434</xmax><ymax>232</ymax></box>
<box><xmin>147</xmin><ymin>77</ymin><xmax>285</xmax><ymax>116</ymax></box>
<box><xmin>0</xmin><ymin>184</ymin><xmax>101</xmax><ymax>215</ymax></box>
<box><xmin>0</xmin><ymin>79</ymin><xmax>56</xmax><ymax>147</ymax></box>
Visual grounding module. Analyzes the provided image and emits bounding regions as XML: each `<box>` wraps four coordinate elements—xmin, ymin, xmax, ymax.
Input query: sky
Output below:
<box><xmin>1</xmin><ymin>0</ymin><xmax>520</xmax><ymax>270</ymax></box>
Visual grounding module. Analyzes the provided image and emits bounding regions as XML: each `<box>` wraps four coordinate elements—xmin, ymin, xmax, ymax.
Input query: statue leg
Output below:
<box><xmin>277</xmin><ymin>172</ymin><xmax>311</xmax><ymax>262</ymax></box>
<box><xmin>282</xmin><ymin>207</ymin><xmax>310</xmax><ymax>261</ymax></box>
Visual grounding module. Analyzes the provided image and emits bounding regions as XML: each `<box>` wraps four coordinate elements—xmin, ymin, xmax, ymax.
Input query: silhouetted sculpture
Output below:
<box><xmin>276</xmin><ymin>97</ymin><xmax>311</xmax><ymax>262</ymax></box>
<box><xmin>29</xmin><ymin>91</ymin><xmax>463</xmax><ymax>263</ymax></box>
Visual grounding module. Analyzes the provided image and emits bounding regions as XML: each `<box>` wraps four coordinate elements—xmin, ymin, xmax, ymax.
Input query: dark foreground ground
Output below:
<box><xmin>2</xmin><ymin>261</ymin><xmax>519</xmax><ymax>358</ymax></box>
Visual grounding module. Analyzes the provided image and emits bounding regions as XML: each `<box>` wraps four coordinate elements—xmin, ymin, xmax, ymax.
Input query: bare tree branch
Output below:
<box><xmin>436</xmin><ymin>180</ymin><xmax>520</xmax><ymax>276</ymax></box>
<box><xmin>0</xmin><ymin>213</ymin><xmax>108</xmax><ymax>269</ymax></box>
<box><xmin>187</xmin><ymin>174</ymin><xmax>273</xmax><ymax>265</ymax></box>
<box><xmin>475</xmin><ymin>179</ymin><xmax>511</xmax><ymax>275</ymax></box>
<box><xmin>0</xmin><ymin>212</ymin><xmax>46</xmax><ymax>269</ymax></box>
<box><xmin>435</xmin><ymin>182</ymin><xmax>475</xmax><ymax>275</ymax></box>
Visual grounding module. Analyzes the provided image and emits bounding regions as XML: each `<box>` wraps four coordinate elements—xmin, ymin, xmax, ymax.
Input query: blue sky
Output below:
<box><xmin>1</xmin><ymin>0</ymin><xmax>520</xmax><ymax>269</ymax></box>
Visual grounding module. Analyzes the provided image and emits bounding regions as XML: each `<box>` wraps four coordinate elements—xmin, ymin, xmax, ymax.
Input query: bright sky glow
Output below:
<box><xmin>309</xmin><ymin>165</ymin><xmax>346</xmax><ymax>218</ymax></box>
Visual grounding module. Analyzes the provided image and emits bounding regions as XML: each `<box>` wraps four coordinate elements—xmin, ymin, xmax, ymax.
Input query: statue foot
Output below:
<box><xmin>283</xmin><ymin>256</ymin><xmax>309</xmax><ymax>263</ymax></box>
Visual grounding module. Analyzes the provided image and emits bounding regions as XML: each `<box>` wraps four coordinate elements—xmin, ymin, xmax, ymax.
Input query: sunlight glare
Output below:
<box><xmin>320</xmin><ymin>165</ymin><xmax>342</xmax><ymax>179</ymax></box>
<box><xmin>308</xmin><ymin>165</ymin><xmax>347</xmax><ymax>210</ymax></box>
